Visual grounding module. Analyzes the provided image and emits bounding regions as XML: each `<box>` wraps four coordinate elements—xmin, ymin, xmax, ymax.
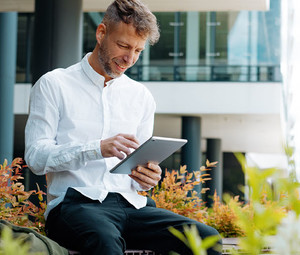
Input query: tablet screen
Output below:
<box><xmin>109</xmin><ymin>136</ymin><xmax>187</xmax><ymax>174</ymax></box>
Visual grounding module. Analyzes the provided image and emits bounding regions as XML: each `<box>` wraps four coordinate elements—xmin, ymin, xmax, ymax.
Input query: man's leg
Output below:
<box><xmin>46</xmin><ymin>189</ymin><xmax>127</xmax><ymax>255</ymax></box>
<box><xmin>124</xmin><ymin>200</ymin><xmax>222</xmax><ymax>255</ymax></box>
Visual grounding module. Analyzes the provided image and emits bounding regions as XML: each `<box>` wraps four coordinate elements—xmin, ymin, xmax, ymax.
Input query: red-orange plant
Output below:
<box><xmin>205</xmin><ymin>192</ymin><xmax>247</xmax><ymax>237</ymax></box>
<box><xmin>140</xmin><ymin>160</ymin><xmax>216</xmax><ymax>222</ymax></box>
<box><xmin>140</xmin><ymin>160</ymin><xmax>252</xmax><ymax>237</ymax></box>
<box><xmin>0</xmin><ymin>158</ymin><xmax>46</xmax><ymax>234</ymax></box>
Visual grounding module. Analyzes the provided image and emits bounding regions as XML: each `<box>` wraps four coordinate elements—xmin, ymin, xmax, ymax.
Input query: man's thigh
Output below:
<box><xmin>124</xmin><ymin>205</ymin><xmax>221</xmax><ymax>255</ymax></box>
<box><xmin>46</xmin><ymin>189</ymin><xmax>126</xmax><ymax>252</ymax></box>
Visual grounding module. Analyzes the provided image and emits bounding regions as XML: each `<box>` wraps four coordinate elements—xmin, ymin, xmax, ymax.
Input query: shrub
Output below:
<box><xmin>140</xmin><ymin>160</ymin><xmax>248</xmax><ymax>237</ymax></box>
<box><xmin>205</xmin><ymin>192</ymin><xmax>247</xmax><ymax>238</ymax></box>
<box><xmin>140</xmin><ymin>161</ymin><xmax>214</xmax><ymax>222</ymax></box>
<box><xmin>0</xmin><ymin>158</ymin><xmax>46</xmax><ymax>234</ymax></box>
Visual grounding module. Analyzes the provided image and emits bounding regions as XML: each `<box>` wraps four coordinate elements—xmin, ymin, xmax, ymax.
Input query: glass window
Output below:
<box><xmin>15</xmin><ymin>0</ymin><xmax>281</xmax><ymax>83</ymax></box>
<box><xmin>83</xmin><ymin>12</ymin><xmax>102</xmax><ymax>56</ymax></box>
<box><xmin>16</xmin><ymin>13</ymin><xmax>34</xmax><ymax>83</ymax></box>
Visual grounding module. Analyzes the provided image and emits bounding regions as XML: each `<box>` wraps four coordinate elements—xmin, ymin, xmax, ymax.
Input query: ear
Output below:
<box><xmin>96</xmin><ymin>23</ymin><xmax>106</xmax><ymax>44</ymax></box>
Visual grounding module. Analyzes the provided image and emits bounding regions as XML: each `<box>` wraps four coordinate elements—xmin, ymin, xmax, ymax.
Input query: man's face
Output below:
<box><xmin>96</xmin><ymin>22</ymin><xmax>147</xmax><ymax>81</ymax></box>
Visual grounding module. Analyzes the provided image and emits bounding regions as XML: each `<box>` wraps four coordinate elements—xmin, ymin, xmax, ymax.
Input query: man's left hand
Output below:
<box><xmin>129</xmin><ymin>163</ymin><xmax>162</xmax><ymax>190</ymax></box>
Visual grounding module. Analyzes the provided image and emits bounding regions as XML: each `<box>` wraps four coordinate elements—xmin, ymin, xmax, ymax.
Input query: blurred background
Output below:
<box><xmin>0</xmin><ymin>0</ymin><xmax>299</xmax><ymax>203</ymax></box>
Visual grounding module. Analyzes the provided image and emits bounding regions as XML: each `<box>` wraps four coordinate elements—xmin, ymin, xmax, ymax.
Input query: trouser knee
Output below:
<box><xmin>192</xmin><ymin>223</ymin><xmax>222</xmax><ymax>255</ymax></box>
<box><xmin>196</xmin><ymin>223</ymin><xmax>220</xmax><ymax>238</ymax></box>
<box><xmin>81</xmin><ymin>231</ymin><xmax>125</xmax><ymax>255</ymax></box>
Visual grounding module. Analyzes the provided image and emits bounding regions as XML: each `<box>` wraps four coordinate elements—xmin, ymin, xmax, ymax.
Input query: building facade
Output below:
<box><xmin>0</xmin><ymin>0</ymin><xmax>285</xmax><ymax>200</ymax></box>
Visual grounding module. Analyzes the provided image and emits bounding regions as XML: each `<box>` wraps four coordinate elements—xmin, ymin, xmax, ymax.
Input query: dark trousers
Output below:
<box><xmin>46</xmin><ymin>188</ymin><xmax>221</xmax><ymax>255</ymax></box>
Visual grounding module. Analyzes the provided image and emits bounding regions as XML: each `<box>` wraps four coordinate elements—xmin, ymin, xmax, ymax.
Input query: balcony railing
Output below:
<box><xmin>126</xmin><ymin>65</ymin><xmax>281</xmax><ymax>82</ymax></box>
<box><xmin>16</xmin><ymin>65</ymin><xmax>281</xmax><ymax>83</ymax></box>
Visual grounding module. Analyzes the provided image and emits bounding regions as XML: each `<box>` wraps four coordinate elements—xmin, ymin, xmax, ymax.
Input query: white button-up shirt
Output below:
<box><xmin>25</xmin><ymin>53</ymin><xmax>156</xmax><ymax>218</ymax></box>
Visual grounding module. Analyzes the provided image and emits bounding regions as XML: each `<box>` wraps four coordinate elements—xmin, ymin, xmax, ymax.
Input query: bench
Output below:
<box><xmin>68</xmin><ymin>250</ymin><xmax>155</xmax><ymax>255</ymax></box>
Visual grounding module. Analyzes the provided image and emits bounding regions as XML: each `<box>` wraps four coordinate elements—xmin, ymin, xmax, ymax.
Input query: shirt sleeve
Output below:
<box><xmin>131</xmin><ymin>89</ymin><xmax>157</xmax><ymax>191</ymax></box>
<box><xmin>25</xmin><ymin>74</ymin><xmax>103</xmax><ymax>176</ymax></box>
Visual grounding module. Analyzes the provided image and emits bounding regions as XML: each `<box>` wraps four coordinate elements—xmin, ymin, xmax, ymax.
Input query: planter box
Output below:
<box><xmin>222</xmin><ymin>237</ymin><xmax>274</xmax><ymax>254</ymax></box>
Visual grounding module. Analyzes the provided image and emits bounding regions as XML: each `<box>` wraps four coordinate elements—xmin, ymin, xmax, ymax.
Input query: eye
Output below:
<box><xmin>135</xmin><ymin>49</ymin><xmax>142</xmax><ymax>54</ymax></box>
<box><xmin>118</xmin><ymin>43</ymin><xmax>128</xmax><ymax>49</ymax></box>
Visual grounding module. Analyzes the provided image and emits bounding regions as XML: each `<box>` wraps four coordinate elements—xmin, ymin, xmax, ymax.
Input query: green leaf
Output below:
<box><xmin>169</xmin><ymin>226</ymin><xmax>189</xmax><ymax>246</ymax></box>
<box><xmin>201</xmin><ymin>235</ymin><xmax>221</xmax><ymax>250</ymax></box>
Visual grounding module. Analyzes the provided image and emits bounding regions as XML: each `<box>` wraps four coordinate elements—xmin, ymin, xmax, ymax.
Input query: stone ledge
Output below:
<box><xmin>69</xmin><ymin>238</ymin><xmax>275</xmax><ymax>255</ymax></box>
<box><xmin>125</xmin><ymin>251</ymin><xmax>155</xmax><ymax>255</ymax></box>
<box><xmin>222</xmin><ymin>237</ymin><xmax>274</xmax><ymax>254</ymax></box>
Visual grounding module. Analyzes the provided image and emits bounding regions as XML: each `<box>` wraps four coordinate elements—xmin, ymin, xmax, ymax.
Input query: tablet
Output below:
<box><xmin>109</xmin><ymin>136</ymin><xmax>187</xmax><ymax>174</ymax></box>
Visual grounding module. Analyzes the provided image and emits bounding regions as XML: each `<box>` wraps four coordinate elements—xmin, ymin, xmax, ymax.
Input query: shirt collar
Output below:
<box><xmin>81</xmin><ymin>52</ymin><xmax>122</xmax><ymax>87</ymax></box>
<box><xmin>81</xmin><ymin>52</ymin><xmax>105</xmax><ymax>87</ymax></box>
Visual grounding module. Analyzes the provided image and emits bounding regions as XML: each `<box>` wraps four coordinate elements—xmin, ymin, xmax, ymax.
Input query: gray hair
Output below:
<box><xmin>102</xmin><ymin>0</ymin><xmax>160</xmax><ymax>45</ymax></box>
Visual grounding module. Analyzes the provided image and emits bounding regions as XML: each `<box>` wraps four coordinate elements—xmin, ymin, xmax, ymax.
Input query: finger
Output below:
<box><xmin>129</xmin><ymin>172</ymin><xmax>155</xmax><ymax>190</ymax></box>
<box><xmin>102</xmin><ymin>139</ymin><xmax>127</xmax><ymax>159</ymax></box>
<box><xmin>113</xmin><ymin>141</ymin><xmax>132</xmax><ymax>156</ymax></box>
<box><xmin>129</xmin><ymin>175</ymin><xmax>151</xmax><ymax>190</ymax></box>
<box><xmin>100</xmin><ymin>134</ymin><xmax>140</xmax><ymax>159</ymax></box>
<box><xmin>118</xmin><ymin>134</ymin><xmax>139</xmax><ymax>149</ymax></box>
<box><xmin>112</xmin><ymin>137</ymin><xmax>137</xmax><ymax>156</ymax></box>
<box><xmin>136</xmin><ymin>163</ymin><xmax>162</xmax><ymax>181</ymax></box>
<box><xmin>136</xmin><ymin>165</ymin><xmax>161</xmax><ymax>181</ymax></box>
<box><xmin>147</xmin><ymin>163</ymin><xmax>162</xmax><ymax>174</ymax></box>
<box><xmin>119</xmin><ymin>134</ymin><xmax>139</xmax><ymax>145</ymax></box>
<box><xmin>112</xmin><ymin>147</ymin><xmax>126</xmax><ymax>160</ymax></box>
<box><xmin>134</xmin><ymin>167</ymin><xmax>161</xmax><ymax>183</ymax></box>
<box><xmin>115</xmin><ymin>134</ymin><xmax>140</xmax><ymax>150</ymax></box>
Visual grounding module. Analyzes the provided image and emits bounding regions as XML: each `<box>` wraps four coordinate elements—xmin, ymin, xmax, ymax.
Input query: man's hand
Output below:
<box><xmin>101</xmin><ymin>134</ymin><xmax>139</xmax><ymax>160</ymax></box>
<box><xmin>129</xmin><ymin>163</ymin><xmax>162</xmax><ymax>190</ymax></box>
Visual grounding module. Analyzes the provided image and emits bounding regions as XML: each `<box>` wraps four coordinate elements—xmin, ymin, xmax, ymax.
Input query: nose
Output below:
<box><xmin>123</xmin><ymin>51</ymin><xmax>135</xmax><ymax>65</ymax></box>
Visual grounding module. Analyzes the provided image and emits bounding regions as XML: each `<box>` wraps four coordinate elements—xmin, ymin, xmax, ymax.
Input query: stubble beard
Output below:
<box><xmin>98</xmin><ymin>44</ymin><xmax>121</xmax><ymax>79</ymax></box>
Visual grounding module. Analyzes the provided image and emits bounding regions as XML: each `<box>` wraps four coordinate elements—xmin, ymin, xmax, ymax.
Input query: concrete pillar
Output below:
<box><xmin>32</xmin><ymin>0</ymin><xmax>83</xmax><ymax>83</ymax></box>
<box><xmin>181</xmin><ymin>116</ymin><xmax>201</xmax><ymax>194</ymax></box>
<box><xmin>204</xmin><ymin>138</ymin><xmax>223</xmax><ymax>207</ymax></box>
<box><xmin>186</xmin><ymin>12</ymin><xmax>200</xmax><ymax>81</ymax></box>
<box><xmin>0</xmin><ymin>12</ymin><xmax>18</xmax><ymax>163</ymax></box>
<box><xmin>52</xmin><ymin>0</ymin><xmax>83</xmax><ymax>69</ymax></box>
<box><xmin>29</xmin><ymin>0</ymin><xmax>83</xmax><ymax>199</ymax></box>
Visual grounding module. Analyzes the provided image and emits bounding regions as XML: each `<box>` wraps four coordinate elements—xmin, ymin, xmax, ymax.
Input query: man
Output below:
<box><xmin>25</xmin><ymin>0</ymin><xmax>221</xmax><ymax>254</ymax></box>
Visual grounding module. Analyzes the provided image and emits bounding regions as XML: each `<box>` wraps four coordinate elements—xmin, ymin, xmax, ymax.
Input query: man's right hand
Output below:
<box><xmin>100</xmin><ymin>134</ymin><xmax>139</xmax><ymax>160</ymax></box>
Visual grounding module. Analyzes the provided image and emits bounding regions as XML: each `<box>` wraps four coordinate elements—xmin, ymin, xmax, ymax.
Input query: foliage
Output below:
<box><xmin>205</xmin><ymin>192</ymin><xmax>248</xmax><ymax>238</ymax></box>
<box><xmin>165</xmin><ymin>152</ymin><xmax>300</xmax><ymax>254</ymax></box>
<box><xmin>141</xmin><ymin>152</ymin><xmax>300</xmax><ymax>254</ymax></box>
<box><xmin>0</xmin><ymin>226</ymin><xmax>44</xmax><ymax>255</ymax></box>
<box><xmin>227</xmin><ymin>153</ymin><xmax>298</xmax><ymax>255</ymax></box>
<box><xmin>3</xmin><ymin>153</ymin><xmax>300</xmax><ymax>255</ymax></box>
<box><xmin>169</xmin><ymin>225</ymin><xmax>220</xmax><ymax>255</ymax></box>
<box><xmin>140</xmin><ymin>160</ymin><xmax>247</xmax><ymax>238</ymax></box>
<box><xmin>0</xmin><ymin>158</ymin><xmax>46</xmax><ymax>234</ymax></box>
<box><xmin>140</xmin><ymin>160</ymin><xmax>216</xmax><ymax>222</ymax></box>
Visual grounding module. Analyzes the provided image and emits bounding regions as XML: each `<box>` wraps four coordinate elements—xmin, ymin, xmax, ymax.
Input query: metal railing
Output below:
<box><xmin>16</xmin><ymin>65</ymin><xmax>281</xmax><ymax>84</ymax></box>
<box><xmin>126</xmin><ymin>65</ymin><xmax>281</xmax><ymax>82</ymax></box>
